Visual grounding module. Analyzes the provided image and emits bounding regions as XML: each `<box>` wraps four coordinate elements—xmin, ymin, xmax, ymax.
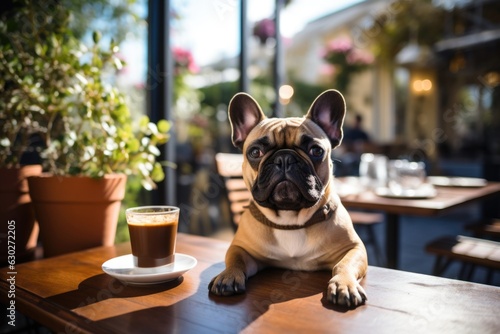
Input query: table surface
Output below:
<box><xmin>1</xmin><ymin>233</ymin><xmax>499</xmax><ymax>334</ymax></box>
<box><xmin>337</xmin><ymin>179</ymin><xmax>500</xmax><ymax>268</ymax></box>
<box><xmin>338</xmin><ymin>179</ymin><xmax>500</xmax><ymax>216</ymax></box>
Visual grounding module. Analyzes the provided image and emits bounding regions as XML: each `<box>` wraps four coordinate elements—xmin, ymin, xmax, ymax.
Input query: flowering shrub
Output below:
<box><xmin>171</xmin><ymin>46</ymin><xmax>200</xmax><ymax>107</ymax></box>
<box><xmin>253</xmin><ymin>18</ymin><xmax>275</xmax><ymax>45</ymax></box>
<box><xmin>173</xmin><ymin>47</ymin><xmax>199</xmax><ymax>75</ymax></box>
<box><xmin>322</xmin><ymin>37</ymin><xmax>374</xmax><ymax>91</ymax></box>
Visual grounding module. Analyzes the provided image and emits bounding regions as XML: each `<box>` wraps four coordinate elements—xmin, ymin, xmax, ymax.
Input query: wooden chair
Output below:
<box><xmin>348</xmin><ymin>211</ymin><xmax>385</xmax><ymax>266</ymax></box>
<box><xmin>425</xmin><ymin>235</ymin><xmax>500</xmax><ymax>284</ymax></box>
<box><xmin>215</xmin><ymin>153</ymin><xmax>250</xmax><ymax>231</ymax></box>
<box><xmin>465</xmin><ymin>218</ymin><xmax>500</xmax><ymax>240</ymax></box>
<box><xmin>215</xmin><ymin>153</ymin><xmax>385</xmax><ymax>265</ymax></box>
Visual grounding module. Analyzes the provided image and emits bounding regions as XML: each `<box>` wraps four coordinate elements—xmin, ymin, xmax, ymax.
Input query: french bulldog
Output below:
<box><xmin>209</xmin><ymin>89</ymin><xmax>368</xmax><ymax>307</ymax></box>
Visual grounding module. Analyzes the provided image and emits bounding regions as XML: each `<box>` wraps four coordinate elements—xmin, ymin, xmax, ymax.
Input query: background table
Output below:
<box><xmin>1</xmin><ymin>233</ymin><xmax>499</xmax><ymax>333</ymax></box>
<box><xmin>338</xmin><ymin>180</ymin><xmax>500</xmax><ymax>268</ymax></box>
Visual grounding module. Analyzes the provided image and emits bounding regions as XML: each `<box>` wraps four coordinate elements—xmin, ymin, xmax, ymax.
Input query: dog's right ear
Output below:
<box><xmin>228</xmin><ymin>93</ymin><xmax>266</xmax><ymax>150</ymax></box>
<box><xmin>305</xmin><ymin>89</ymin><xmax>346</xmax><ymax>149</ymax></box>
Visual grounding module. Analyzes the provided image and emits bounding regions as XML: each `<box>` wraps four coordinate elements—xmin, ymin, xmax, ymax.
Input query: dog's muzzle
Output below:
<box><xmin>251</xmin><ymin>149</ymin><xmax>324</xmax><ymax>210</ymax></box>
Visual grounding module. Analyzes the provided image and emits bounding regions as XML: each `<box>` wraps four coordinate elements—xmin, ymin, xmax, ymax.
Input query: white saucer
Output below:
<box><xmin>375</xmin><ymin>184</ymin><xmax>437</xmax><ymax>199</ymax></box>
<box><xmin>427</xmin><ymin>176</ymin><xmax>487</xmax><ymax>188</ymax></box>
<box><xmin>102</xmin><ymin>253</ymin><xmax>197</xmax><ymax>285</ymax></box>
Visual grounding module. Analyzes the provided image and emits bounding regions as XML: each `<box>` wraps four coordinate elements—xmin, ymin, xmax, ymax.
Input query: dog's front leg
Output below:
<box><xmin>209</xmin><ymin>245</ymin><xmax>259</xmax><ymax>296</ymax></box>
<box><xmin>327</xmin><ymin>246</ymin><xmax>368</xmax><ymax>307</ymax></box>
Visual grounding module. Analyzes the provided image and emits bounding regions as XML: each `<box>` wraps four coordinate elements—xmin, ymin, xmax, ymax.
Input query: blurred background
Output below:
<box><xmin>133</xmin><ymin>0</ymin><xmax>500</xmax><ymax>239</ymax></box>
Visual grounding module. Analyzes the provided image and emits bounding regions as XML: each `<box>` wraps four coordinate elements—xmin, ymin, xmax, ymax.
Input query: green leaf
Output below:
<box><xmin>35</xmin><ymin>44</ymin><xmax>44</xmax><ymax>56</ymax></box>
<box><xmin>128</xmin><ymin>138</ymin><xmax>140</xmax><ymax>152</ymax></box>
<box><xmin>139</xmin><ymin>116</ymin><xmax>149</xmax><ymax>129</ymax></box>
<box><xmin>148</xmin><ymin>145</ymin><xmax>161</xmax><ymax>156</ymax></box>
<box><xmin>147</xmin><ymin>122</ymin><xmax>158</xmax><ymax>135</ymax></box>
<box><xmin>75</xmin><ymin>73</ymin><xmax>88</xmax><ymax>85</ymax></box>
<box><xmin>0</xmin><ymin>138</ymin><xmax>11</xmax><ymax>147</ymax></box>
<box><xmin>102</xmin><ymin>121</ymin><xmax>116</xmax><ymax>135</ymax></box>
<box><xmin>83</xmin><ymin>147</ymin><xmax>95</xmax><ymax>161</ymax></box>
<box><xmin>113</xmin><ymin>57</ymin><xmax>123</xmax><ymax>70</ymax></box>
<box><xmin>138</xmin><ymin>162</ymin><xmax>149</xmax><ymax>177</ymax></box>
<box><xmin>141</xmin><ymin>179</ymin><xmax>154</xmax><ymax>191</ymax></box>
<box><xmin>151</xmin><ymin>163</ymin><xmax>165</xmax><ymax>182</ymax></box>
<box><xmin>92</xmin><ymin>31</ymin><xmax>102</xmax><ymax>44</ymax></box>
<box><xmin>157</xmin><ymin>119</ymin><xmax>170</xmax><ymax>133</ymax></box>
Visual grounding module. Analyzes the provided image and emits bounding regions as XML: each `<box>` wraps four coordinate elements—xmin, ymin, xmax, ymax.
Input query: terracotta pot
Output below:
<box><xmin>0</xmin><ymin>165</ymin><xmax>42</xmax><ymax>264</ymax></box>
<box><xmin>28</xmin><ymin>173</ymin><xmax>126</xmax><ymax>258</ymax></box>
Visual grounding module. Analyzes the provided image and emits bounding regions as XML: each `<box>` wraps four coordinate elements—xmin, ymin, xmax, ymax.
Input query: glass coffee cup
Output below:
<box><xmin>125</xmin><ymin>206</ymin><xmax>180</xmax><ymax>268</ymax></box>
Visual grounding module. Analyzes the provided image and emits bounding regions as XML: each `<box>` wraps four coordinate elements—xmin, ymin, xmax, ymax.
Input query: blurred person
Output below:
<box><xmin>334</xmin><ymin>113</ymin><xmax>371</xmax><ymax>176</ymax></box>
<box><xmin>344</xmin><ymin>114</ymin><xmax>370</xmax><ymax>144</ymax></box>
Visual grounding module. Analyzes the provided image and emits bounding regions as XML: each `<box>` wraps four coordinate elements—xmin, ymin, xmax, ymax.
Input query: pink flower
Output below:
<box><xmin>346</xmin><ymin>49</ymin><xmax>374</xmax><ymax>65</ymax></box>
<box><xmin>320</xmin><ymin>64</ymin><xmax>336</xmax><ymax>76</ymax></box>
<box><xmin>323</xmin><ymin>36</ymin><xmax>374</xmax><ymax>67</ymax></box>
<box><xmin>253</xmin><ymin>18</ymin><xmax>275</xmax><ymax>44</ymax></box>
<box><xmin>173</xmin><ymin>47</ymin><xmax>199</xmax><ymax>74</ymax></box>
<box><xmin>326</xmin><ymin>37</ymin><xmax>353</xmax><ymax>54</ymax></box>
<box><xmin>322</xmin><ymin>36</ymin><xmax>374</xmax><ymax>91</ymax></box>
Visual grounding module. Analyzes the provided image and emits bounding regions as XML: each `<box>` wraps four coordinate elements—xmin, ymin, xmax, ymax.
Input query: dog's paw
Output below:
<box><xmin>209</xmin><ymin>268</ymin><xmax>246</xmax><ymax>296</ymax></box>
<box><xmin>327</xmin><ymin>275</ymin><xmax>367</xmax><ymax>308</ymax></box>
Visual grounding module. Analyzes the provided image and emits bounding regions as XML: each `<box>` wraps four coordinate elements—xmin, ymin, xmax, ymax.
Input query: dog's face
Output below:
<box><xmin>228</xmin><ymin>89</ymin><xmax>346</xmax><ymax>211</ymax></box>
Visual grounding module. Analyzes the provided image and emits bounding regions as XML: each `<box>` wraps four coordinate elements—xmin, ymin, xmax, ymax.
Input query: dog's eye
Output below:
<box><xmin>248</xmin><ymin>147</ymin><xmax>263</xmax><ymax>159</ymax></box>
<box><xmin>309</xmin><ymin>146</ymin><xmax>324</xmax><ymax>158</ymax></box>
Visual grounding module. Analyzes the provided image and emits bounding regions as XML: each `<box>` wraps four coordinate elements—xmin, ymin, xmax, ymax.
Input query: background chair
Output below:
<box><xmin>215</xmin><ymin>152</ymin><xmax>385</xmax><ymax>266</ymax></box>
<box><xmin>465</xmin><ymin>218</ymin><xmax>500</xmax><ymax>240</ymax></box>
<box><xmin>215</xmin><ymin>153</ymin><xmax>250</xmax><ymax>231</ymax></box>
<box><xmin>425</xmin><ymin>234</ymin><xmax>500</xmax><ymax>284</ymax></box>
<box><xmin>348</xmin><ymin>211</ymin><xmax>385</xmax><ymax>266</ymax></box>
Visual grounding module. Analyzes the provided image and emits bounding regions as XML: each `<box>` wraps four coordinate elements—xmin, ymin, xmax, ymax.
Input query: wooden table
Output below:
<box><xmin>1</xmin><ymin>233</ymin><xmax>499</xmax><ymax>333</ymax></box>
<box><xmin>338</xmin><ymin>179</ymin><xmax>500</xmax><ymax>268</ymax></box>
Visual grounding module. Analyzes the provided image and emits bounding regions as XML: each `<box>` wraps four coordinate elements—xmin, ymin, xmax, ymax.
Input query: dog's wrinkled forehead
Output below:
<box><xmin>244</xmin><ymin>117</ymin><xmax>330</xmax><ymax>151</ymax></box>
<box><xmin>247</xmin><ymin>118</ymin><xmax>301</xmax><ymax>148</ymax></box>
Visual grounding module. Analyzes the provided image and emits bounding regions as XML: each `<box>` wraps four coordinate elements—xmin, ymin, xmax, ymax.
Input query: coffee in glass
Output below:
<box><xmin>126</xmin><ymin>206</ymin><xmax>179</xmax><ymax>267</ymax></box>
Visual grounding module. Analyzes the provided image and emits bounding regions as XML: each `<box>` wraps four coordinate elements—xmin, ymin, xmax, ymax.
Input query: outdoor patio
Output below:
<box><xmin>1</xmin><ymin>1</ymin><xmax>500</xmax><ymax>332</ymax></box>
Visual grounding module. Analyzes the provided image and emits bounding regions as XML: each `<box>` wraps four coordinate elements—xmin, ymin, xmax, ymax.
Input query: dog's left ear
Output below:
<box><xmin>228</xmin><ymin>93</ymin><xmax>266</xmax><ymax>150</ymax></box>
<box><xmin>306</xmin><ymin>89</ymin><xmax>346</xmax><ymax>148</ymax></box>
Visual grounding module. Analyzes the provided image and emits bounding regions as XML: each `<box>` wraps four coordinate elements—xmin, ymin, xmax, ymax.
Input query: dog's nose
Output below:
<box><xmin>274</xmin><ymin>153</ymin><xmax>297</xmax><ymax>172</ymax></box>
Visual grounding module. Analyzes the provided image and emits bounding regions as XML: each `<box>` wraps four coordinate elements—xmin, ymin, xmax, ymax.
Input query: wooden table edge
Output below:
<box><xmin>0</xmin><ymin>280</ymin><xmax>105</xmax><ymax>334</ymax></box>
<box><xmin>341</xmin><ymin>182</ymin><xmax>500</xmax><ymax>216</ymax></box>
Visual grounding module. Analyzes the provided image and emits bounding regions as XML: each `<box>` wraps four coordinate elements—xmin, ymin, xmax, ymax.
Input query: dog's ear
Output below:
<box><xmin>306</xmin><ymin>89</ymin><xmax>346</xmax><ymax>148</ymax></box>
<box><xmin>228</xmin><ymin>93</ymin><xmax>266</xmax><ymax>150</ymax></box>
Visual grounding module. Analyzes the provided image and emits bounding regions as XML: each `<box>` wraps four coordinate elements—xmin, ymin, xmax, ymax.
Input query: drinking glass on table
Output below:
<box><xmin>359</xmin><ymin>153</ymin><xmax>388</xmax><ymax>189</ymax></box>
<box><xmin>388</xmin><ymin>160</ymin><xmax>426</xmax><ymax>195</ymax></box>
<box><xmin>126</xmin><ymin>206</ymin><xmax>180</xmax><ymax>268</ymax></box>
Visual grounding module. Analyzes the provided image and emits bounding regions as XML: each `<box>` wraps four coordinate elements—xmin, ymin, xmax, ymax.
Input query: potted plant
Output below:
<box><xmin>1</xmin><ymin>2</ymin><xmax>170</xmax><ymax>257</ymax></box>
<box><xmin>0</xmin><ymin>161</ymin><xmax>41</xmax><ymax>264</ymax></box>
<box><xmin>0</xmin><ymin>1</ymin><xmax>49</xmax><ymax>263</ymax></box>
<box><xmin>0</xmin><ymin>116</ymin><xmax>42</xmax><ymax>263</ymax></box>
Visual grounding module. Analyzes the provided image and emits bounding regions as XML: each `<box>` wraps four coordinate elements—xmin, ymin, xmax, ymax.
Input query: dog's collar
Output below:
<box><xmin>247</xmin><ymin>201</ymin><xmax>336</xmax><ymax>230</ymax></box>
